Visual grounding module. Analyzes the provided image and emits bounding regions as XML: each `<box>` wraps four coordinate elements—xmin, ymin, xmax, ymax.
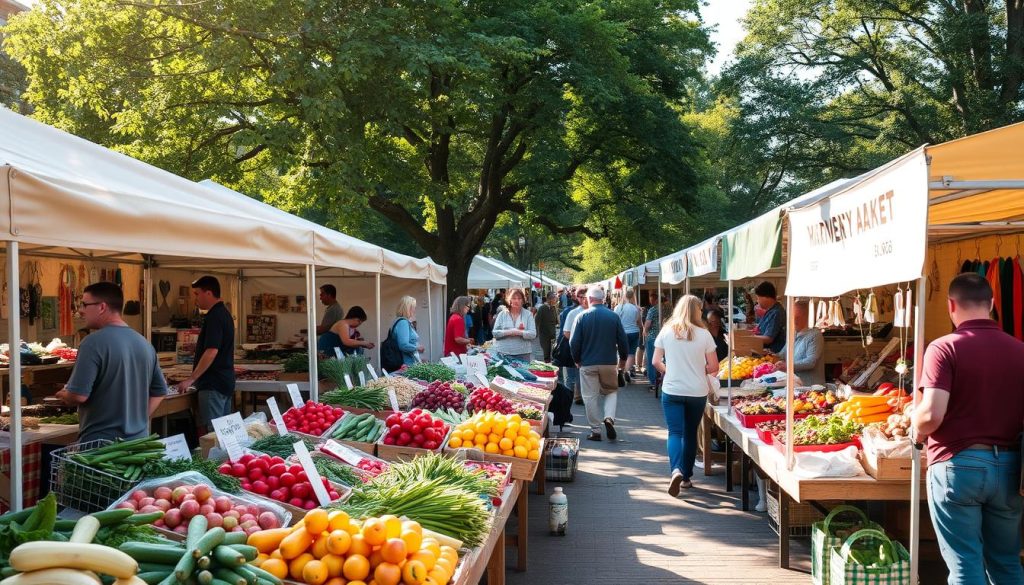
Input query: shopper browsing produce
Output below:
<box><xmin>912</xmin><ymin>272</ymin><xmax>1024</xmax><ymax>585</ymax></box>
<box><xmin>751</xmin><ymin>281</ymin><xmax>786</xmax><ymax>353</ymax></box>
<box><xmin>177</xmin><ymin>276</ymin><xmax>235</xmax><ymax>435</ymax></box>
<box><xmin>327</xmin><ymin>306</ymin><xmax>376</xmax><ymax>356</ymax></box>
<box><xmin>57</xmin><ymin>282</ymin><xmax>168</xmax><ymax>442</ymax></box>
<box><xmin>492</xmin><ymin>288</ymin><xmax>537</xmax><ymax>362</ymax></box>
<box><xmin>443</xmin><ymin>296</ymin><xmax>474</xmax><ymax>357</ymax></box>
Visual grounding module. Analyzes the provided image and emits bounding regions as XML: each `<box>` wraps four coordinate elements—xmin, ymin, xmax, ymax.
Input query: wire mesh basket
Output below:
<box><xmin>544</xmin><ymin>437</ymin><xmax>580</xmax><ymax>482</ymax></box>
<box><xmin>49</xmin><ymin>439</ymin><xmax>139</xmax><ymax>513</ymax></box>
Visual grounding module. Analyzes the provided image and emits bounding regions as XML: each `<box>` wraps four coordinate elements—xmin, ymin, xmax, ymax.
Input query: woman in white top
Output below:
<box><xmin>613</xmin><ymin>288</ymin><xmax>643</xmax><ymax>378</ymax></box>
<box><xmin>652</xmin><ymin>294</ymin><xmax>719</xmax><ymax>496</ymax></box>
<box><xmin>491</xmin><ymin>288</ymin><xmax>537</xmax><ymax>362</ymax></box>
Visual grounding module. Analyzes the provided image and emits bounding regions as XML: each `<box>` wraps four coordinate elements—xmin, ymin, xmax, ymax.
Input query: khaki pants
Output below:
<box><xmin>579</xmin><ymin>365</ymin><xmax>619</xmax><ymax>433</ymax></box>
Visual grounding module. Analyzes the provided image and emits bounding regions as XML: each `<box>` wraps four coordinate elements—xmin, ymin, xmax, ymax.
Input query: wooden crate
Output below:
<box><xmin>444</xmin><ymin>438</ymin><xmax>544</xmax><ymax>482</ymax></box>
<box><xmin>859</xmin><ymin>451</ymin><xmax>926</xmax><ymax>480</ymax></box>
<box><xmin>376</xmin><ymin>429</ymin><xmax>451</xmax><ymax>463</ymax></box>
<box><xmin>729</xmin><ymin>329</ymin><xmax>764</xmax><ymax>356</ymax></box>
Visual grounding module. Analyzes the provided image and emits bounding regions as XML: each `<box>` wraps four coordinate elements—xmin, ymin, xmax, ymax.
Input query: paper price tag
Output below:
<box><xmin>459</xmin><ymin>354</ymin><xmax>468</xmax><ymax>366</ymax></box>
<box><xmin>267</xmin><ymin>397</ymin><xmax>289</xmax><ymax>436</ymax></box>
<box><xmin>293</xmin><ymin>441</ymin><xmax>332</xmax><ymax>507</ymax></box>
<box><xmin>334</xmin><ymin>347</ymin><xmax>344</xmax><ymax>360</ymax></box>
<box><xmin>440</xmin><ymin>356</ymin><xmax>458</xmax><ymax>368</ymax></box>
<box><xmin>343</xmin><ymin>375</ymin><xmax>354</xmax><ymax>390</ymax></box>
<box><xmin>358</xmin><ymin>372</ymin><xmax>367</xmax><ymax>387</ymax></box>
<box><xmin>475</xmin><ymin>373</ymin><xmax>490</xmax><ymax>388</ymax></box>
<box><xmin>466</xmin><ymin>355</ymin><xmax>487</xmax><ymax>380</ymax></box>
<box><xmin>287</xmin><ymin>383</ymin><xmax>304</xmax><ymax>409</ymax></box>
<box><xmin>211</xmin><ymin>412</ymin><xmax>250</xmax><ymax>462</ymax></box>
<box><xmin>323</xmin><ymin>439</ymin><xmax>364</xmax><ymax>466</ymax></box>
<box><xmin>367</xmin><ymin>365</ymin><xmax>379</xmax><ymax>380</ymax></box>
<box><xmin>387</xmin><ymin>389</ymin><xmax>400</xmax><ymax>412</ymax></box>
<box><xmin>382</xmin><ymin>368</ymin><xmax>392</xmax><ymax>378</ymax></box>
<box><xmin>160</xmin><ymin>434</ymin><xmax>192</xmax><ymax>461</ymax></box>
<box><xmin>504</xmin><ymin>365</ymin><xmax>525</xmax><ymax>379</ymax></box>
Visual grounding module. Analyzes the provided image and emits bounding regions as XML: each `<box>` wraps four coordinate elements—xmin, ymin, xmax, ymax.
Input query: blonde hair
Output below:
<box><xmin>664</xmin><ymin>294</ymin><xmax>705</xmax><ymax>341</ymax></box>
<box><xmin>396</xmin><ymin>296</ymin><xmax>417</xmax><ymax>319</ymax></box>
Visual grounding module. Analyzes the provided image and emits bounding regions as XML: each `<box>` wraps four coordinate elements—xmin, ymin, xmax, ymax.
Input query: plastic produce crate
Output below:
<box><xmin>49</xmin><ymin>439</ymin><xmax>139</xmax><ymax>513</ymax></box>
<box><xmin>544</xmin><ymin>437</ymin><xmax>580</xmax><ymax>482</ymax></box>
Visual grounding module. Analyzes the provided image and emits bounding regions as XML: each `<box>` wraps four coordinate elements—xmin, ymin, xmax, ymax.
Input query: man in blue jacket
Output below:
<box><xmin>570</xmin><ymin>286</ymin><xmax>629</xmax><ymax>441</ymax></box>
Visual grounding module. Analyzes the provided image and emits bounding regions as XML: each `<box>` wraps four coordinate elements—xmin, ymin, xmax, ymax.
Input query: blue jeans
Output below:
<box><xmin>927</xmin><ymin>449</ymin><xmax>1024</xmax><ymax>585</ymax></box>
<box><xmin>661</xmin><ymin>393</ymin><xmax>706</xmax><ymax>480</ymax></box>
<box><xmin>645</xmin><ymin>335</ymin><xmax>658</xmax><ymax>387</ymax></box>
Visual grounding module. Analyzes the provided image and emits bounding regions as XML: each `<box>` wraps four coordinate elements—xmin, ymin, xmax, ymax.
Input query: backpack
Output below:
<box><xmin>380</xmin><ymin>318</ymin><xmax>407</xmax><ymax>373</ymax></box>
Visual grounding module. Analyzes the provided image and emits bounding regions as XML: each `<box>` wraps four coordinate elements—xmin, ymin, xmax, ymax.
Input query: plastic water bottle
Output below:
<box><xmin>548</xmin><ymin>487</ymin><xmax>568</xmax><ymax>536</ymax></box>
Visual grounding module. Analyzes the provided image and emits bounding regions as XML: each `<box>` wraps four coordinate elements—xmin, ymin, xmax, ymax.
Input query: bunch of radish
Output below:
<box><xmin>280</xmin><ymin>401</ymin><xmax>346</xmax><ymax>436</ymax></box>
<box><xmin>217</xmin><ymin>453</ymin><xmax>342</xmax><ymax>510</ymax></box>
<box><xmin>114</xmin><ymin>483</ymin><xmax>282</xmax><ymax>535</ymax></box>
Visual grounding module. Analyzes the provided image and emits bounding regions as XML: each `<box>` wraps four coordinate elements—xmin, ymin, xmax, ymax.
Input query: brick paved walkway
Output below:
<box><xmin>504</xmin><ymin>382</ymin><xmax>813</xmax><ymax>585</ymax></box>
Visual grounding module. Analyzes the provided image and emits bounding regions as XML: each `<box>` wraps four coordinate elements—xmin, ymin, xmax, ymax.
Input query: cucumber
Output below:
<box><xmin>53</xmin><ymin>519</ymin><xmax>79</xmax><ymax>531</ymax></box>
<box><xmin>92</xmin><ymin>509</ymin><xmax>135</xmax><ymax>526</ymax></box>
<box><xmin>139</xmin><ymin>563</ymin><xmax>177</xmax><ymax>573</ymax></box>
<box><xmin>235</xmin><ymin>563</ymin><xmax>281</xmax><ymax>585</ymax></box>
<box><xmin>192</xmin><ymin>527</ymin><xmax>226</xmax><ymax>559</ymax></box>
<box><xmin>156</xmin><ymin>574</ymin><xmax>177</xmax><ymax>585</ymax></box>
<box><xmin>227</xmin><ymin>544</ymin><xmax>258</xmax><ymax>562</ymax></box>
<box><xmin>186</xmin><ymin>516</ymin><xmax>209</xmax><ymax>550</ymax></box>
<box><xmin>334</xmin><ymin>416</ymin><xmax>358</xmax><ymax>436</ymax></box>
<box><xmin>232</xmin><ymin>565</ymin><xmax>258</xmax><ymax>585</ymax></box>
<box><xmin>222</xmin><ymin>532</ymin><xmax>247</xmax><ymax>546</ymax></box>
<box><xmin>213</xmin><ymin>569</ymin><xmax>246</xmax><ymax>585</ymax></box>
<box><xmin>119</xmin><ymin>542</ymin><xmax>188</xmax><ymax>564</ymax></box>
<box><xmin>212</xmin><ymin>545</ymin><xmax>244</xmax><ymax>567</ymax></box>
<box><xmin>126</xmin><ymin>512</ymin><xmax>165</xmax><ymax>526</ymax></box>
<box><xmin>48</xmin><ymin>532</ymin><xmax>69</xmax><ymax>542</ymax></box>
<box><xmin>174</xmin><ymin>545</ymin><xmax>197</xmax><ymax>581</ymax></box>
<box><xmin>139</xmin><ymin>572</ymin><xmax>174</xmax><ymax>585</ymax></box>
<box><xmin>197</xmin><ymin>570</ymin><xmax>214</xmax><ymax>585</ymax></box>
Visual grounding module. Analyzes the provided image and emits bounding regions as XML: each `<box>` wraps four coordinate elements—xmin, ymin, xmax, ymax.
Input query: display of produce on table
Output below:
<box><xmin>328</xmin><ymin>413</ymin><xmax>387</xmax><ymax>445</ymax></box>
<box><xmin>399</xmin><ymin>363</ymin><xmax>456</xmax><ymax>383</ymax></box>
<box><xmin>273</xmin><ymin>402</ymin><xmax>345</xmax><ymax>437</ymax></box>
<box><xmin>772</xmin><ymin>415</ymin><xmax>861</xmax><ymax>447</ymax></box>
<box><xmin>447</xmin><ymin>412</ymin><xmax>542</xmax><ymax>461</ymax></box>
<box><xmin>717</xmin><ymin>354</ymin><xmax>780</xmax><ymax>380</ymax></box>
<box><xmin>141</xmin><ymin>458</ymin><xmax>242</xmax><ymax>494</ymax></box>
<box><xmin>0</xmin><ymin>340</ymin><xmax>77</xmax><ymax>366</ymax></box>
<box><xmin>0</xmin><ymin>417</ymin><xmax>40</xmax><ymax>432</ymax></box>
<box><xmin>379</xmin><ymin>410</ymin><xmax>450</xmax><ymax>451</ymax></box>
<box><xmin>39</xmin><ymin>413</ymin><xmax>78</xmax><ymax>425</ymax></box>
<box><xmin>833</xmin><ymin>388</ymin><xmax>907</xmax><ymax>425</ymax></box>
<box><xmin>247</xmin><ymin>435</ymin><xmax>317</xmax><ymax>459</ymax></box>
<box><xmin>216</xmin><ymin>453</ymin><xmax>345</xmax><ymax>510</ymax></box>
<box><xmin>409</xmin><ymin>382</ymin><xmax>467</xmax><ymax>412</ymax></box>
<box><xmin>250</xmin><ymin>507</ymin><xmax>462</xmax><ymax>585</ymax></box>
<box><xmin>69</xmin><ymin>435</ymin><xmax>168</xmax><ymax>482</ymax></box>
<box><xmin>318</xmin><ymin>355</ymin><xmax>370</xmax><ymax>389</ymax></box>
<box><xmin>320</xmin><ymin>385</ymin><xmax>388</xmax><ymax>411</ymax></box>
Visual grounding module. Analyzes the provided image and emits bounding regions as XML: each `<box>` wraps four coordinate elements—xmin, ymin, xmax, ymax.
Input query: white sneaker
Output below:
<box><xmin>755</xmin><ymin>500</ymin><xmax>767</xmax><ymax>513</ymax></box>
<box><xmin>694</xmin><ymin>460</ymin><xmax>704</xmax><ymax>469</ymax></box>
<box><xmin>668</xmin><ymin>471</ymin><xmax>684</xmax><ymax>497</ymax></box>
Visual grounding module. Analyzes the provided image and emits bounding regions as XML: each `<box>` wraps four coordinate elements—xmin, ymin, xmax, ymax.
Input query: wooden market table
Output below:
<box><xmin>705</xmin><ymin>403</ymin><xmax>922</xmax><ymax>569</ymax></box>
<box><xmin>453</xmin><ymin>480</ymin><xmax>526</xmax><ymax>585</ymax></box>
<box><xmin>151</xmin><ymin>390</ymin><xmax>199</xmax><ymax>434</ymax></box>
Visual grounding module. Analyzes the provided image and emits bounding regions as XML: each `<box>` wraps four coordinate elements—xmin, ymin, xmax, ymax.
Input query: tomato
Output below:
<box><xmin>386</xmin><ymin>414</ymin><xmax>401</xmax><ymax>427</ymax></box>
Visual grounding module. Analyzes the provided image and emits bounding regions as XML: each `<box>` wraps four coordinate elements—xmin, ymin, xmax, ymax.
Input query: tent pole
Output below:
<box><xmin>7</xmin><ymin>241</ymin><xmax>22</xmax><ymax>511</ymax></box>
<box><xmin>424</xmin><ymin>280</ymin><xmax>431</xmax><ymax>362</ymax></box>
<box><xmin>784</xmin><ymin>294</ymin><xmax>795</xmax><ymax>471</ymax></box>
<box><xmin>305</xmin><ymin>265</ymin><xmax>318</xmax><ymax>401</ymax></box>
<box><xmin>684</xmin><ymin>274</ymin><xmax>690</xmax><ymax>296</ymax></box>
<box><xmin>727</xmin><ymin>281</ymin><xmax>733</xmax><ymax>405</ymax></box>
<box><xmin>910</xmin><ymin>276</ymin><xmax>927</xmax><ymax>583</ymax></box>
<box><xmin>143</xmin><ymin>258</ymin><xmax>152</xmax><ymax>342</ymax></box>
<box><xmin>236</xmin><ymin>271</ymin><xmax>245</xmax><ymax>352</ymax></box>
<box><xmin>375</xmin><ymin>273</ymin><xmax>382</xmax><ymax>366</ymax></box>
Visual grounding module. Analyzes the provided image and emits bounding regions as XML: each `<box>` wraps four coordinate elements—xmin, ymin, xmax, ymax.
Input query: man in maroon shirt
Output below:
<box><xmin>912</xmin><ymin>272</ymin><xmax>1024</xmax><ymax>585</ymax></box>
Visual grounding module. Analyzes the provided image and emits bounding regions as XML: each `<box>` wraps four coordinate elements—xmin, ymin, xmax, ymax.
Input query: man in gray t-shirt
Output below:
<box><xmin>56</xmin><ymin>282</ymin><xmax>168</xmax><ymax>443</ymax></box>
<box><xmin>316</xmin><ymin>284</ymin><xmax>344</xmax><ymax>335</ymax></box>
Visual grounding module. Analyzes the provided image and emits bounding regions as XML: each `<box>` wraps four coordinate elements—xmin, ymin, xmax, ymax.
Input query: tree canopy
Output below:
<box><xmin>3</xmin><ymin>0</ymin><xmax>711</xmax><ymax>296</ymax></box>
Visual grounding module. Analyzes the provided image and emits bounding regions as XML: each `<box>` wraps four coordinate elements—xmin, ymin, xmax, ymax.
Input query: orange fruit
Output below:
<box><xmin>513</xmin><ymin>445</ymin><xmax>528</xmax><ymax>458</ymax></box>
<box><xmin>303</xmin><ymin>560</ymin><xmax>329</xmax><ymax>585</ymax></box>
<box><xmin>348</xmin><ymin>582</ymin><xmax>366</xmax><ymax>585</ymax></box>
<box><xmin>312</xmin><ymin>533</ymin><xmax>331</xmax><ymax>559</ymax></box>
<box><xmin>423</xmin><ymin>578</ymin><xmax>441</xmax><ymax>585</ymax></box>
<box><xmin>487</xmin><ymin>433</ymin><xmax>501</xmax><ymax>444</ymax></box>
<box><xmin>369</xmin><ymin>550</ymin><xmax>384</xmax><ymax>569</ymax></box>
<box><xmin>528</xmin><ymin>449</ymin><xmax>540</xmax><ymax>461</ymax></box>
<box><xmin>305</xmin><ymin>509</ymin><xmax>330</xmax><ymax>535</ymax></box>
<box><xmin>428</xmin><ymin>567</ymin><xmax>449</xmax><ymax>584</ymax></box>
<box><xmin>381</xmin><ymin>515</ymin><xmax>402</xmax><ymax>539</ymax></box>
<box><xmin>328</xmin><ymin>510</ymin><xmax>351</xmax><ymax>532</ymax></box>
<box><xmin>401</xmin><ymin>560</ymin><xmax>427</xmax><ymax>585</ymax></box>
<box><xmin>373</xmin><ymin>562</ymin><xmax>402</xmax><ymax>585</ymax></box>
<box><xmin>379</xmin><ymin>538</ymin><xmax>407</xmax><ymax>564</ymax></box>
<box><xmin>260</xmin><ymin>558</ymin><xmax>289</xmax><ymax>580</ymax></box>
<box><xmin>349</xmin><ymin>533</ymin><xmax>372</xmax><ymax>558</ymax></box>
<box><xmin>345</xmin><ymin>522</ymin><xmax>361</xmax><ymax>536</ymax></box>
<box><xmin>327</xmin><ymin>530</ymin><xmax>352</xmax><ymax>556</ymax></box>
<box><xmin>343</xmin><ymin>555</ymin><xmax>371</xmax><ymax>582</ymax></box>
<box><xmin>270</xmin><ymin>550</ymin><xmax>284</xmax><ymax>560</ymax></box>
<box><xmin>459</xmin><ymin>429</ymin><xmax>474</xmax><ymax>441</ymax></box>
<box><xmin>325</xmin><ymin>579</ymin><xmax>346</xmax><ymax>585</ymax></box>
<box><xmin>289</xmin><ymin>553</ymin><xmax>315</xmax><ymax>581</ymax></box>
<box><xmin>447</xmin><ymin>436</ymin><xmax>462</xmax><ymax>448</ymax></box>
<box><xmin>408</xmin><ymin>550</ymin><xmax>436</xmax><ymax>572</ymax></box>
<box><xmin>433</xmin><ymin>557</ymin><xmax>454</xmax><ymax>577</ymax></box>
<box><xmin>421</xmin><ymin>539</ymin><xmax>441</xmax><ymax>560</ymax></box>
<box><xmin>401</xmin><ymin>520</ymin><xmax>422</xmax><ymax>534</ymax></box>
<box><xmin>399</xmin><ymin>530</ymin><xmax>422</xmax><ymax>554</ymax></box>
<box><xmin>362</xmin><ymin>519</ymin><xmax>388</xmax><ymax>546</ymax></box>
<box><xmin>321</xmin><ymin>554</ymin><xmax>344</xmax><ymax>578</ymax></box>
<box><xmin>439</xmin><ymin>546</ymin><xmax>458</xmax><ymax>564</ymax></box>
<box><xmin>484</xmin><ymin>443</ymin><xmax>500</xmax><ymax>454</ymax></box>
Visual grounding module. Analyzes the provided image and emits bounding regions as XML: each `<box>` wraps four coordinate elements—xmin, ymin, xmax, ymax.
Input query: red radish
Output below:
<box><xmin>139</xmin><ymin>505</ymin><xmax>161</xmax><ymax>514</ymax></box>
<box><xmin>199</xmin><ymin>504</ymin><xmax>214</xmax><ymax>516</ymax></box>
<box><xmin>139</xmin><ymin>497</ymin><xmax>155</xmax><ymax>508</ymax></box>
<box><xmin>173</xmin><ymin>524</ymin><xmax>188</xmax><ymax>535</ymax></box>
<box><xmin>289</xmin><ymin>497</ymin><xmax>304</xmax><ymax>508</ymax></box>
<box><xmin>223</xmin><ymin>510</ymin><xmax>240</xmax><ymax>520</ymax></box>
<box><xmin>182</xmin><ymin>494</ymin><xmax>196</xmax><ymax>502</ymax></box>
<box><xmin>239</xmin><ymin>520</ymin><xmax>258</xmax><ymax>531</ymax></box>
<box><xmin>239</xmin><ymin>514</ymin><xmax>256</xmax><ymax>525</ymax></box>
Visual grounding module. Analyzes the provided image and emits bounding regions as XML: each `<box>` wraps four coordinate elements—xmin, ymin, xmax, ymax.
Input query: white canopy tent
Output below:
<box><xmin>468</xmin><ymin>256</ymin><xmax>527</xmax><ymax>289</ymax></box>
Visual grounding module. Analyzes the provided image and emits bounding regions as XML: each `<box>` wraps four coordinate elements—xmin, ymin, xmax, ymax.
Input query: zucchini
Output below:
<box><xmin>191</xmin><ymin>528</ymin><xmax>226</xmax><ymax>559</ymax></box>
<box><xmin>197</xmin><ymin>571</ymin><xmax>214</xmax><ymax>585</ymax></box>
<box><xmin>227</xmin><ymin>545</ymin><xmax>258</xmax><ymax>562</ymax></box>
<box><xmin>155</xmin><ymin>575</ymin><xmax>176</xmax><ymax>585</ymax></box>
<box><xmin>138</xmin><ymin>564</ymin><xmax>176</xmax><ymax>574</ymax></box>
<box><xmin>210</xmin><ymin>580</ymin><xmax>234</xmax><ymax>585</ymax></box>
<box><xmin>48</xmin><ymin>532</ymin><xmax>69</xmax><ymax>542</ymax></box>
<box><xmin>186</xmin><ymin>517</ymin><xmax>208</xmax><ymax>551</ymax></box>
<box><xmin>231</xmin><ymin>566</ymin><xmax>257</xmax><ymax>585</ymax></box>
<box><xmin>54</xmin><ymin>519</ymin><xmax>79</xmax><ymax>531</ymax></box>
<box><xmin>211</xmin><ymin>546</ymin><xmax>244</xmax><ymax>567</ymax></box>
<box><xmin>0</xmin><ymin>567</ymin><xmax>17</xmax><ymax>578</ymax></box>
<box><xmin>212</xmin><ymin>569</ymin><xmax>245</xmax><ymax>585</ymax></box>
<box><xmin>118</xmin><ymin>542</ymin><xmax>187</xmax><ymax>565</ymax></box>
<box><xmin>0</xmin><ymin>506</ymin><xmax>36</xmax><ymax>526</ymax></box>
<box><xmin>196</xmin><ymin>556</ymin><xmax>211</xmax><ymax>571</ymax></box>
<box><xmin>71</xmin><ymin>515</ymin><xmax>102</xmax><ymax>543</ymax></box>
<box><xmin>137</xmin><ymin>573</ymin><xmax>173</xmax><ymax>585</ymax></box>
<box><xmin>234</xmin><ymin>564</ymin><xmax>280</xmax><ymax>585</ymax></box>
<box><xmin>126</xmin><ymin>512</ymin><xmax>165</xmax><ymax>526</ymax></box>
<box><xmin>173</xmin><ymin>548</ymin><xmax>196</xmax><ymax>582</ymax></box>
<box><xmin>221</xmin><ymin>532</ymin><xmax>247</xmax><ymax>546</ymax></box>
<box><xmin>92</xmin><ymin>509</ymin><xmax>135</xmax><ymax>527</ymax></box>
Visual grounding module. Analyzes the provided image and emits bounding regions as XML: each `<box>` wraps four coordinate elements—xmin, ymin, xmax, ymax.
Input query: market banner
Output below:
<box><xmin>687</xmin><ymin>236</ymin><xmax>719</xmax><ymax>277</ymax></box>
<box><xmin>786</xmin><ymin>149</ymin><xmax>928</xmax><ymax>298</ymax></box>
<box><xmin>660</xmin><ymin>253</ymin><xmax>687</xmax><ymax>285</ymax></box>
<box><xmin>720</xmin><ymin>209</ymin><xmax>782</xmax><ymax>281</ymax></box>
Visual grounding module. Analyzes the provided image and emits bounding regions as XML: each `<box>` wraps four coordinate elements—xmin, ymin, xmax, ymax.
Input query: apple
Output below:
<box><xmin>193</xmin><ymin>484</ymin><xmax>213</xmax><ymax>503</ymax></box>
<box><xmin>257</xmin><ymin>512</ymin><xmax>279</xmax><ymax>530</ymax></box>
<box><xmin>154</xmin><ymin>486</ymin><xmax>173</xmax><ymax>501</ymax></box>
<box><xmin>171</xmin><ymin>487</ymin><xmax>190</xmax><ymax>505</ymax></box>
<box><xmin>153</xmin><ymin>499</ymin><xmax>172</xmax><ymax>512</ymax></box>
<box><xmin>222</xmin><ymin>515</ymin><xmax>239</xmax><ymax>530</ymax></box>
<box><xmin>180</xmin><ymin>500</ymin><xmax>201</xmax><ymax>520</ymax></box>
<box><xmin>213</xmin><ymin>497</ymin><xmax>233</xmax><ymax>514</ymax></box>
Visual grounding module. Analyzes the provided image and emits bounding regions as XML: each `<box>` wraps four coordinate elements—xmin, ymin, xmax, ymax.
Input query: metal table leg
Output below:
<box><xmin>740</xmin><ymin>454</ymin><xmax>750</xmax><ymax>511</ymax></box>
<box><xmin>724</xmin><ymin>435</ymin><xmax>733</xmax><ymax>492</ymax></box>
<box><xmin>778</xmin><ymin>488</ymin><xmax>791</xmax><ymax>569</ymax></box>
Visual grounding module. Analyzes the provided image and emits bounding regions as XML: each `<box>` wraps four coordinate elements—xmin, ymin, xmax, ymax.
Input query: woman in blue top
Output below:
<box><xmin>391</xmin><ymin>296</ymin><xmax>424</xmax><ymax>366</ymax></box>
